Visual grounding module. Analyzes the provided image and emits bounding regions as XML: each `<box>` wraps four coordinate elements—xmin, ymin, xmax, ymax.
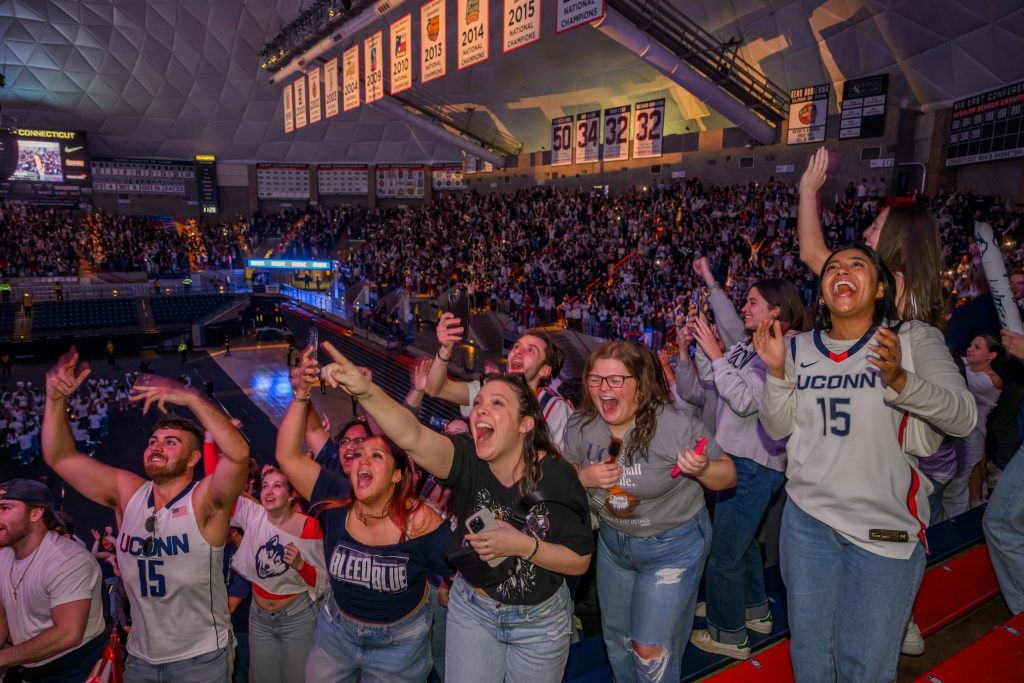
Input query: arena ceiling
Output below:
<box><xmin>1</xmin><ymin>0</ymin><xmax>1023</xmax><ymax>164</ymax></box>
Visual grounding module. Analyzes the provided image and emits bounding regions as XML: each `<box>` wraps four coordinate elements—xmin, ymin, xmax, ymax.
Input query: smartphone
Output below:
<box><xmin>446</xmin><ymin>290</ymin><xmax>471</xmax><ymax>341</ymax></box>
<box><xmin>606</xmin><ymin>437</ymin><xmax>623</xmax><ymax>464</ymax></box>
<box><xmin>465</xmin><ymin>508</ymin><xmax>504</xmax><ymax>567</ymax></box>
<box><xmin>308</xmin><ymin>327</ymin><xmax>318</xmax><ymax>352</ymax></box>
<box><xmin>691</xmin><ymin>289</ymin><xmax>700</xmax><ymax>310</ymax></box>
<box><xmin>428</xmin><ymin>415</ymin><xmax>450</xmax><ymax>431</ymax></box>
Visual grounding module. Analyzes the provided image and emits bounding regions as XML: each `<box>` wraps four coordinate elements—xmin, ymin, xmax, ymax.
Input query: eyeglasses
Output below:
<box><xmin>585</xmin><ymin>374</ymin><xmax>635</xmax><ymax>389</ymax></box>
<box><xmin>143</xmin><ymin>514</ymin><xmax>157</xmax><ymax>556</ymax></box>
<box><xmin>339</xmin><ymin>436</ymin><xmax>366</xmax><ymax>448</ymax></box>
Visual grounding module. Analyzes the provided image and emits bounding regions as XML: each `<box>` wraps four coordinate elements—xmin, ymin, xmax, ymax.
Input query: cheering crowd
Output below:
<box><xmin>0</xmin><ymin>148</ymin><xmax>1022</xmax><ymax>683</ymax></box>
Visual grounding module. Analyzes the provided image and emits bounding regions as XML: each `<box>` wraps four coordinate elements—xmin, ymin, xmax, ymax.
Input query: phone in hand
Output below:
<box><xmin>308</xmin><ymin>327</ymin><xmax>318</xmax><ymax>353</ymax></box>
<box><xmin>465</xmin><ymin>508</ymin><xmax>504</xmax><ymax>567</ymax></box>
<box><xmin>606</xmin><ymin>438</ymin><xmax>623</xmax><ymax>464</ymax></box>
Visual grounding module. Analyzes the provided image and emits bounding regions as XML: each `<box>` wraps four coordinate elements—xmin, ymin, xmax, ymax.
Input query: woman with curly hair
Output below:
<box><xmin>562</xmin><ymin>341</ymin><xmax>736</xmax><ymax>683</ymax></box>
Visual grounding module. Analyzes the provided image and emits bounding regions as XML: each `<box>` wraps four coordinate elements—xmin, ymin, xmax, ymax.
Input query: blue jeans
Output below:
<box><xmin>125</xmin><ymin>646</ymin><xmax>230</xmax><ymax>683</ymax></box>
<box><xmin>706</xmin><ymin>458</ymin><xmax>785</xmax><ymax>644</ymax></box>
<box><xmin>233</xmin><ymin>632</ymin><xmax>249</xmax><ymax>683</ymax></box>
<box><xmin>445</xmin><ymin>575</ymin><xmax>573</xmax><ymax>683</ymax></box>
<box><xmin>429</xmin><ymin>582</ymin><xmax>448</xmax><ymax>682</ymax></box>
<box><xmin>304</xmin><ymin>592</ymin><xmax>432</xmax><ymax>683</ymax></box>
<box><xmin>597</xmin><ymin>510</ymin><xmax>712</xmax><ymax>683</ymax></box>
<box><xmin>781</xmin><ymin>502</ymin><xmax>925</xmax><ymax>683</ymax></box>
<box><xmin>984</xmin><ymin>445</ymin><xmax>1024</xmax><ymax>614</ymax></box>
<box><xmin>249</xmin><ymin>592</ymin><xmax>319</xmax><ymax>682</ymax></box>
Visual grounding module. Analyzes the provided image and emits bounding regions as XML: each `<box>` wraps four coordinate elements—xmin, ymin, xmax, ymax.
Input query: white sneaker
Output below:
<box><xmin>689</xmin><ymin>629</ymin><xmax>751</xmax><ymax>661</ymax></box>
<box><xmin>901</xmin><ymin>620</ymin><xmax>925</xmax><ymax>656</ymax></box>
<box><xmin>695</xmin><ymin>602</ymin><xmax>774</xmax><ymax>634</ymax></box>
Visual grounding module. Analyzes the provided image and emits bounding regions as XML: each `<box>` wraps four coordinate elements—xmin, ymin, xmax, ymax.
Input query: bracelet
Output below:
<box><xmin>293</xmin><ymin>394</ymin><xmax>311</xmax><ymax>404</ymax></box>
<box><xmin>707</xmin><ymin>281</ymin><xmax>721</xmax><ymax>293</ymax></box>
<box><xmin>523</xmin><ymin>536</ymin><xmax>540</xmax><ymax>562</ymax></box>
<box><xmin>436</xmin><ymin>351</ymin><xmax>451</xmax><ymax>363</ymax></box>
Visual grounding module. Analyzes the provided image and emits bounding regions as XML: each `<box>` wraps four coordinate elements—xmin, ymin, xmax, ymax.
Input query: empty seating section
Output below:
<box><xmin>0</xmin><ymin>303</ymin><xmax>15</xmax><ymax>334</ymax></box>
<box><xmin>32</xmin><ymin>298</ymin><xmax>138</xmax><ymax>331</ymax></box>
<box><xmin>151</xmin><ymin>294</ymin><xmax>237</xmax><ymax>324</ymax></box>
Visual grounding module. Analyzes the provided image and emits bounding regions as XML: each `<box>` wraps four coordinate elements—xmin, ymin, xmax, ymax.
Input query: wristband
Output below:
<box><xmin>523</xmin><ymin>536</ymin><xmax>540</xmax><ymax>562</ymax></box>
<box><xmin>293</xmin><ymin>394</ymin><xmax>311</xmax><ymax>404</ymax></box>
<box><xmin>436</xmin><ymin>351</ymin><xmax>451</xmax><ymax>363</ymax></box>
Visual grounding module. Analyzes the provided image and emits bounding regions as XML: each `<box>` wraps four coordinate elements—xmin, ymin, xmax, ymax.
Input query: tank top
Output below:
<box><xmin>116</xmin><ymin>481</ymin><xmax>231</xmax><ymax>664</ymax></box>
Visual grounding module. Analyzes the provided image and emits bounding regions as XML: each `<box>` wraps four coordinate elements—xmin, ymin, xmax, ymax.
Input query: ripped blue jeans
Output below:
<box><xmin>597</xmin><ymin>510</ymin><xmax>712</xmax><ymax>683</ymax></box>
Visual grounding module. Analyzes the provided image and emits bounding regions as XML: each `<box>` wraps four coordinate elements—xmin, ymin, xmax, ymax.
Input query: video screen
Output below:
<box><xmin>12</xmin><ymin>140</ymin><xmax>64</xmax><ymax>182</ymax></box>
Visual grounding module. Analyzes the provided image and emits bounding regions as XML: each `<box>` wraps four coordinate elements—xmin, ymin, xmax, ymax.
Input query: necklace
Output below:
<box><xmin>354</xmin><ymin>502</ymin><xmax>390</xmax><ymax>524</ymax></box>
<box><xmin>9</xmin><ymin>540</ymin><xmax>44</xmax><ymax>600</ymax></box>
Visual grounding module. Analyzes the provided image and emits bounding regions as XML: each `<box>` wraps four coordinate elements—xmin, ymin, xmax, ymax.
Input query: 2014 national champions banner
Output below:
<box><xmin>283</xmin><ymin>0</ymin><xmax>604</xmax><ymax>132</ymax></box>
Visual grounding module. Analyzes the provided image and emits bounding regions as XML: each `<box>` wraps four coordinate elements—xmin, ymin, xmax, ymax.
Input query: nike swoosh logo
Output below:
<box><xmin>65</xmin><ymin>146</ymin><xmax>82</xmax><ymax>153</ymax></box>
<box><xmin>799</xmin><ymin>361</ymin><xmax>820</xmax><ymax>368</ymax></box>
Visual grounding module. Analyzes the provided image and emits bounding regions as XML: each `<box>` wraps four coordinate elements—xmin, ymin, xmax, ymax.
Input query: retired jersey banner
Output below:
<box><xmin>364</xmin><ymin>32</ymin><xmax>384</xmax><ymax>103</ymax></box>
<box><xmin>632</xmin><ymin>99</ymin><xmax>664</xmax><ymax>159</ymax></box>
<box><xmin>421</xmin><ymin>0</ymin><xmax>446</xmax><ymax>83</ymax></box>
<box><xmin>787</xmin><ymin>83</ymin><xmax>829</xmax><ymax>145</ymax></box>
<box><xmin>551</xmin><ymin>116</ymin><xmax>574</xmax><ymax>166</ymax></box>
<box><xmin>342</xmin><ymin>46</ymin><xmax>360</xmax><ymax>112</ymax></box>
<box><xmin>574</xmin><ymin>110</ymin><xmax>600</xmax><ymax>163</ymax></box>
<box><xmin>602</xmin><ymin>105</ymin><xmax>630</xmax><ymax>161</ymax></box>
<box><xmin>308</xmin><ymin>67</ymin><xmax>322</xmax><ymax>124</ymax></box>
<box><xmin>457</xmin><ymin>0</ymin><xmax>489</xmax><ymax>70</ymax></box>
<box><xmin>283</xmin><ymin>84</ymin><xmax>294</xmax><ymax>133</ymax></box>
<box><xmin>556</xmin><ymin>0</ymin><xmax>603</xmax><ymax>34</ymax></box>
<box><xmin>503</xmin><ymin>0</ymin><xmax>540</xmax><ymax>52</ymax></box>
<box><xmin>324</xmin><ymin>58</ymin><xmax>339</xmax><ymax>118</ymax></box>
<box><xmin>294</xmin><ymin>77</ymin><xmax>308</xmax><ymax>129</ymax></box>
<box><xmin>390</xmin><ymin>14</ymin><xmax>413</xmax><ymax>94</ymax></box>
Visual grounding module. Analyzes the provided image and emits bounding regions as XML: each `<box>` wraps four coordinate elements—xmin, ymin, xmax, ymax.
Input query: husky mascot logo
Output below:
<box><xmin>255</xmin><ymin>535</ymin><xmax>289</xmax><ymax>578</ymax></box>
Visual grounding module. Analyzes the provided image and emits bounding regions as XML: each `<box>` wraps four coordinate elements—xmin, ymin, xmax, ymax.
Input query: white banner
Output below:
<box><xmin>551</xmin><ymin>116</ymin><xmax>574</xmax><ymax>166</ymax></box>
<box><xmin>376</xmin><ymin>165</ymin><xmax>426</xmax><ymax>198</ymax></box>
<box><xmin>390</xmin><ymin>14</ymin><xmax>413</xmax><ymax>94</ymax></box>
<box><xmin>575</xmin><ymin>110</ymin><xmax>600</xmax><ymax>163</ymax></box>
<box><xmin>632</xmin><ymin>98</ymin><xmax>664</xmax><ymax>159</ymax></box>
<box><xmin>421</xmin><ymin>0</ymin><xmax>446</xmax><ymax>83</ymax></box>
<box><xmin>602</xmin><ymin>105</ymin><xmax>629</xmax><ymax>161</ymax></box>
<box><xmin>294</xmin><ymin>77</ymin><xmax>307</xmax><ymax>129</ymax></box>
<box><xmin>318</xmin><ymin>164</ymin><xmax>369</xmax><ymax>196</ymax></box>
<box><xmin>308</xmin><ymin>67</ymin><xmax>322</xmax><ymax>124</ymax></box>
<box><xmin>364</xmin><ymin>31</ymin><xmax>384</xmax><ymax>103</ymax></box>
<box><xmin>787</xmin><ymin>83</ymin><xmax>829</xmax><ymax>145</ymax></box>
<box><xmin>342</xmin><ymin>46</ymin><xmax>360</xmax><ymax>112</ymax></box>
<box><xmin>283</xmin><ymin>84</ymin><xmax>294</xmax><ymax>134</ymax></box>
<box><xmin>431</xmin><ymin>164</ymin><xmax>465</xmax><ymax>190</ymax></box>
<box><xmin>457</xmin><ymin>0</ymin><xmax>489</xmax><ymax>70</ymax></box>
<box><xmin>556</xmin><ymin>0</ymin><xmax>603</xmax><ymax>33</ymax></box>
<box><xmin>324</xmin><ymin>58</ymin><xmax>339</xmax><ymax>118</ymax></box>
<box><xmin>503</xmin><ymin>0</ymin><xmax>540</xmax><ymax>52</ymax></box>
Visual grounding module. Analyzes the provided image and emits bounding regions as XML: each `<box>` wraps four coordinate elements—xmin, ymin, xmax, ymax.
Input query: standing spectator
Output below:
<box><xmin>106</xmin><ymin>340</ymin><xmax>116</xmax><ymax>366</ymax></box>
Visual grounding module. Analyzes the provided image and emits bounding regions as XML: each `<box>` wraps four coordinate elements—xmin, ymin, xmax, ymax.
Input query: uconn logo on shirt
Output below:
<box><xmin>329</xmin><ymin>543</ymin><xmax>409</xmax><ymax>593</ymax></box>
<box><xmin>119</xmin><ymin>532</ymin><xmax>190</xmax><ymax>557</ymax></box>
<box><xmin>796</xmin><ymin>372</ymin><xmax>877</xmax><ymax>391</ymax></box>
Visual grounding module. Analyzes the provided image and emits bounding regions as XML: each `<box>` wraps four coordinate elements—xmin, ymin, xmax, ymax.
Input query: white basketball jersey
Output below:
<box><xmin>117</xmin><ymin>481</ymin><xmax>231</xmax><ymax>664</ymax></box>
<box><xmin>784</xmin><ymin>327</ymin><xmax>931</xmax><ymax>559</ymax></box>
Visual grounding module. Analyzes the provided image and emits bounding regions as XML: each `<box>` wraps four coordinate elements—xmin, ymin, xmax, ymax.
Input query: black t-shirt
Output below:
<box><xmin>440</xmin><ymin>434</ymin><xmax>594</xmax><ymax>605</ymax></box>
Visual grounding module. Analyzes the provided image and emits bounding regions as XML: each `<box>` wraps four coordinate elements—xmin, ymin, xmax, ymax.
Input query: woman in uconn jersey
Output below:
<box><xmin>754</xmin><ymin>244</ymin><xmax>976</xmax><ymax>682</ymax></box>
<box><xmin>276</xmin><ymin>346</ymin><xmax>450</xmax><ymax>683</ymax></box>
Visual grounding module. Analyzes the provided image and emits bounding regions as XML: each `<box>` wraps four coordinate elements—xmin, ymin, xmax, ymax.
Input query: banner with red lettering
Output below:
<box><xmin>283</xmin><ymin>84</ymin><xmax>294</xmax><ymax>133</ymax></box>
<box><xmin>364</xmin><ymin>31</ymin><xmax>384</xmax><ymax>103</ymax></box>
<box><xmin>324</xmin><ymin>58</ymin><xmax>339</xmax><ymax>118</ymax></box>
<box><xmin>503</xmin><ymin>0</ymin><xmax>540</xmax><ymax>52</ymax></box>
<box><xmin>421</xmin><ymin>0</ymin><xmax>446</xmax><ymax>83</ymax></box>
<box><xmin>308</xmin><ymin>67</ymin><xmax>322</xmax><ymax>124</ymax></box>
<box><xmin>342</xmin><ymin>46</ymin><xmax>360</xmax><ymax>112</ymax></box>
<box><xmin>457</xmin><ymin>0</ymin><xmax>489</xmax><ymax>69</ymax></box>
<box><xmin>390</xmin><ymin>14</ymin><xmax>413</xmax><ymax>94</ymax></box>
<box><xmin>294</xmin><ymin>77</ymin><xmax>307</xmax><ymax>129</ymax></box>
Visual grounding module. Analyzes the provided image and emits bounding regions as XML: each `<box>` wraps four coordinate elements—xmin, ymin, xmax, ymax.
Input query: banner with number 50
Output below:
<box><xmin>551</xmin><ymin>116</ymin><xmax>574</xmax><ymax>166</ymax></box>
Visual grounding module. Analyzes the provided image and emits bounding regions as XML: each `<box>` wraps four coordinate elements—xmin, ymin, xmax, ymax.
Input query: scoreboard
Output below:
<box><xmin>0</xmin><ymin>128</ymin><xmax>92</xmax><ymax>204</ymax></box>
<box><xmin>947</xmin><ymin>80</ymin><xmax>1024</xmax><ymax>166</ymax></box>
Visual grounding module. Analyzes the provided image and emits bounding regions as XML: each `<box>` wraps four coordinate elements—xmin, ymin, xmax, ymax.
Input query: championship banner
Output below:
<box><xmin>457</xmin><ymin>0</ymin><xmax>489</xmax><ymax>70</ymax></box>
<box><xmin>294</xmin><ymin>77</ymin><xmax>307</xmax><ymax>129</ymax></box>
<box><xmin>556</xmin><ymin>0</ymin><xmax>603</xmax><ymax>33</ymax></box>
<box><xmin>342</xmin><ymin>46</ymin><xmax>360</xmax><ymax>112</ymax></box>
<box><xmin>308</xmin><ymin>67</ymin><xmax>322</xmax><ymax>124</ymax></box>
<box><xmin>390</xmin><ymin>14</ymin><xmax>413</xmax><ymax>95</ymax></box>
<box><xmin>421</xmin><ymin>0</ymin><xmax>446</xmax><ymax>84</ymax></box>
<box><xmin>839</xmin><ymin>74</ymin><xmax>887</xmax><ymax>140</ymax></box>
<box><xmin>283</xmin><ymin>84</ymin><xmax>294</xmax><ymax>133</ymax></box>
<box><xmin>947</xmin><ymin>79</ymin><xmax>1024</xmax><ymax>167</ymax></box>
<box><xmin>632</xmin><ymin>98</ymin><xmax>664</xmax><ymax>159</ymax></box>
<box><xmin>324</xmin><ymin>58</ymin><xmax>339</xmax><ymax>118</ymax></box>
<box><xmin>503</xmin><ymin>0</ymin><xmax>540</xmax><ymax>53</ymax></box>
<box><xmin>575</xmin><ymin>110</ymin><xmax>600</xmax><ymax>163</ymax></box>
<box><xmin>551</xmin><ymin>116</ymin><xmax>574</xmax><ymax>166</ymax></box>
<box><xmin>787</xmin><ymin>83</ymin><xmax>829</xmax><ymax>145</ymax></box>
<box><xmin>602</xmin><ymin>105</ymin><xmax>629</xmax><ymax>161</ymax></box>
<box><xmin>364</xmin><ymin>31</ymin><xmax>384</xmax><ymax>103</ymax></box>
<box><xmin>431</xmin><ymin>164</ymin><xmax>466</xmax><ymax>190</ymax></box>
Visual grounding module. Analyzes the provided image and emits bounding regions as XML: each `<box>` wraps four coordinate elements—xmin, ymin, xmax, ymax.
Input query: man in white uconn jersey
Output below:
<box><xmin>41</xmin><ymin>347</ymin><xmax>249</xmax><ymax>683</ymax></box>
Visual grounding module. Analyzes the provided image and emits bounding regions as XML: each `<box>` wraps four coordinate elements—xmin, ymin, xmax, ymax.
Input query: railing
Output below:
<box><xmin>280</xmin><ymin>284</ymin><xmax>348</xmax><ymax>319</ymax></box>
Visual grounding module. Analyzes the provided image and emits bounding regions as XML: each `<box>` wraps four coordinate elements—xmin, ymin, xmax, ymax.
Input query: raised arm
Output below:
<box><xmin>42</xmin><ymin>347</ymin><xmax>143</xmax><ymax>513</ymax></box>
<box><xmin>275</xmin><ymin>347</ymin><xmax>325</xmax><ymax>501</ymax></box>
<box><xmin>694</xmin><ymin>257</ymin><xmax>744</xmax><ymax>348</ymax></box>
<box><xmin>404</xmin><ymin>357</ymin><xmax>432</xmax><ymax>413</ymax></box>
<box><xmin>321</xmin><ymin>341</ymin><xmax>456</xmax><ymax>479</ymax></box>
<box><xmin>289</xmin><ymin>360</ymin><xmax>329</xmax><ymax>456</ymax></box>
<box><xmin>798</xmin><ymin>147</ymin><xmax>831</xmax><ymax>274</ymax></box>
<box><xmin>424</xmin><ymin>313</ymin><xmax>471</xmax><ymax>405</ymax></box>
<box><xmin>753</xmin><ymin>320</ymin><xmax>796</xmax><ymax>440</ymax></box>
<box><xmin>130</xmin><ymin>374</ymin><xmax>249</xmax><ymax>517</ymax></box>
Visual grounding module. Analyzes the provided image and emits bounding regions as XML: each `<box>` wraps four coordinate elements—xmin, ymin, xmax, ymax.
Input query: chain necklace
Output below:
<box><xmin>9</xmin><ymin>540</ymin><xmax>44</xmax><ymax>600</ymax></box>
<box><xmin>353</xmin><ymin>502</ymin><xmax>390</xmax><ymax>525</ymax></box>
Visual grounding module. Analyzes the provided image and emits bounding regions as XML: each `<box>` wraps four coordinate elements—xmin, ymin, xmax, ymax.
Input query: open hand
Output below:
<box><xmin>130</xmin><ymin>374</ymin><xmax>197</xmax><ymax>414</ymax></box>
<box><xmin>753</xmin><ymin>319</ymin><xmax>786</xmax><ymax>378</ymax></box>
